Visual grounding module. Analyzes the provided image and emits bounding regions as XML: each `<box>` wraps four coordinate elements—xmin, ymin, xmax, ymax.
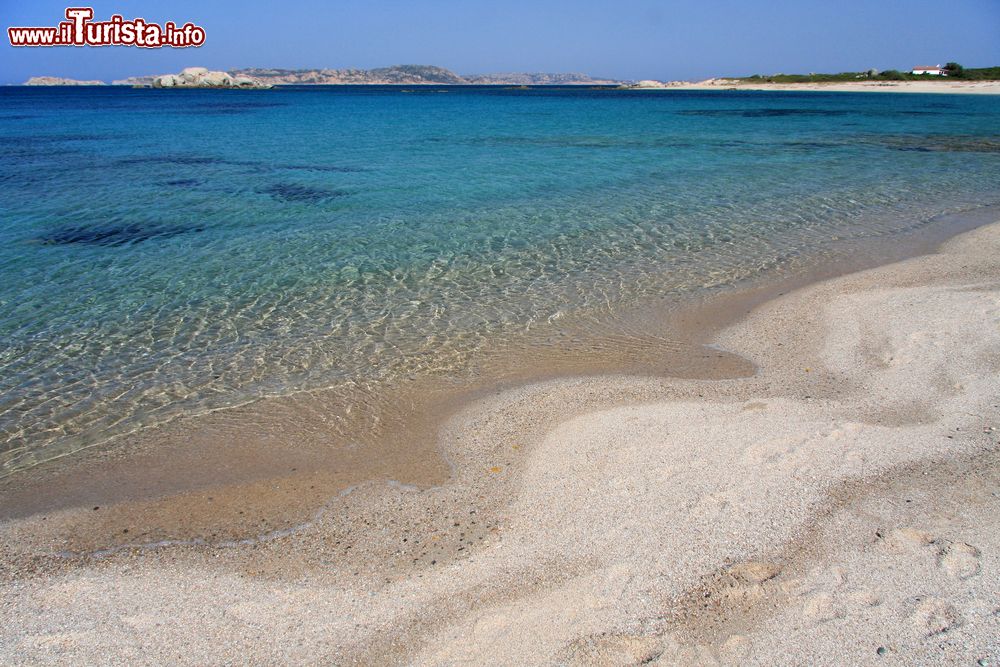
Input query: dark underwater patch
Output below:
<box><xmin>274</xmin><ymin>163</ymin><xmax>367</xmax><ymax>173</ymax></box>
<box><xmin>161</xmin><ymin>178</ymin><xmax>202</xmax><ymax>187</ymax></box>
<box><xmin>117</xmin><ymin>155</ymin><xmax>226</xmax><ymax>167</ymax></box>
<box><xmin>38</xmin><ymin>222</ymin><xmax>203</xmax><ymax>247</ymax></box>
<box><xmin>259</xmin><ymin>183</ymin><xmax>351</xmax><ymax>203</ymax></box>
<box><xmin>743</xmin><ymin>108</ymin><xmax>851</xmax><ymax>118</ymax></box>
<box><xmin>0</xmin><ymin>133</ymin><xmax>109</xmax><ymax>148</ymax></box>
<box><xmin>114</xmin><ymin>154</ymin><xmax>367</xmax><ymax>174</ymax></box>
<box><xmin>869</xmin><ymin>135</ymin><xmax>1000</xmax><ymax>154</ymax></box>
<box><xmin>438</xmin><ymin>135</ymin><xmax>653</xmax><ymax>149</ymax></box>
<box><xmin>678</xmin><ymin>108</ymin><xmax>851</xmax><ymax>118</ymax></box>
<box><xmin>781</xmin><ymin>140</ymin><xmax>844</xmax><ymax>150</ymax></box>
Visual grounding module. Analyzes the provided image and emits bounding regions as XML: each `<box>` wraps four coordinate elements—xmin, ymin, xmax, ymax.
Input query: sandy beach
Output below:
<box><xmin>2</xmin><ymin>211</ymin><xmax>999</xmax><ymax>665</ymax></box>
<box><xmin>4</xmin><ymin>0</ymin><xmax>999</xmax><ymax>663</ymax></box>
<box><xmin>650</xmin><ymin>79</ymin><xmax>1000</xmax><ymax>95</ymax></box>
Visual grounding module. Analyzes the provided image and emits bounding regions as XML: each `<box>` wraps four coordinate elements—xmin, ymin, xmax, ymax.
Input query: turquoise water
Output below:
<box><xmin>1</xmin><ymin>86</ymin><xmax>999</xmax><ymax>473</ymax></box>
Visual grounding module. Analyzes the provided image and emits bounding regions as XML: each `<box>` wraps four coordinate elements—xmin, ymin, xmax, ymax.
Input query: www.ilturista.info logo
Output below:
<box><xmin>8</xmin><ymin>7</ymin><xmax>205</xmax><ymax>48</ymax></box>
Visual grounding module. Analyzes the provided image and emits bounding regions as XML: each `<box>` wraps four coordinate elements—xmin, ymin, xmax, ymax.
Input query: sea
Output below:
<box><xmin>1</xmin><ymin>85</ymin><xmax>999</xmax><ymax>474</ymax></box>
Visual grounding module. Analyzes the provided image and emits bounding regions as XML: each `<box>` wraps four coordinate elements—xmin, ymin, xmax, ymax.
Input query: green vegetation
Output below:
<box><xmin>943</xmin><ymin>62</ymin><xmax>964</xmax><ymax>77</ymax></box>
<box><xmin>734</xmin><ymin>63</ymin><xmax>999</xmax><ymax>83</ymax></box>
<box><xmin>958</xmin><ymin>66</ymin><xmax>1000</xmax><ymax>80</ymax></box>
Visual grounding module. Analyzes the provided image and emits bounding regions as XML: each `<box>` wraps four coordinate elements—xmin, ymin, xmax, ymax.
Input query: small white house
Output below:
<box><xmin>911</xmin><ymin>65</ymin><xmax>945</xmax><ymax>75</ymax></box>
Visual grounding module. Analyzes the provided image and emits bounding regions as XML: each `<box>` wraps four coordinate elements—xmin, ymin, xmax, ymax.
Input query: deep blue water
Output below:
<box><xmin>1</xmin><ymin>85</ymin><xmax>999</xmax><ymax>472</ymax></box>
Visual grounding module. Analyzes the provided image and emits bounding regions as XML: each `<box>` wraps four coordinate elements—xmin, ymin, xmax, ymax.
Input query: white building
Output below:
<box><xmin>911</xmin><ymin>65</ymin><xmax>945</xmax><ymax>75</ymax></box>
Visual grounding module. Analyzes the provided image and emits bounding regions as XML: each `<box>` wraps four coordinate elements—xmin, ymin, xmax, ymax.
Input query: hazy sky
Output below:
<box><xmin>3</xmin><ymin>0</ymin><xmax>999</xmax><ymax>83</ymax></box>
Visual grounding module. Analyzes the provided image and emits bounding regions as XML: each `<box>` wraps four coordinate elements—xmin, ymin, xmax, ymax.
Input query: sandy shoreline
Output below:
<box><xmin>3</xmin><ymin>205</ymin><xmax>994</xmax><ymax>553</ymax></box>
<box><xmin>2</xmin><ymin>210</ymin><xmax>1000</xmax><ymax>663</ymax></box>
<box><xmin>643</xmin><ymin>79</ymin><xmax>1000</xmax><ymax>95</ymax></box>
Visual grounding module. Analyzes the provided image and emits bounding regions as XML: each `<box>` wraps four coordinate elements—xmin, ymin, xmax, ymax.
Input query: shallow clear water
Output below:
<box><xmin>1</xmin><ymin>86</ymin><xmax>999</xmax><ymax>473</ymax></box>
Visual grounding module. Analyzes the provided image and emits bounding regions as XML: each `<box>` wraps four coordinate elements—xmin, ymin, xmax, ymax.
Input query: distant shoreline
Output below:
<box><xmin>17</xmin><ymin>63</ymin><xmax>999</xmax><ymax>92</ymax></box>
<box><xmin>15</xmin><ymin>79</ymin><xmax>1000</xmax><ymax>94</ymax></box>
<box><xmin>638</xmin><ymin>78</ymin><xmax>1000</xmax><ymax>95</ymax></box>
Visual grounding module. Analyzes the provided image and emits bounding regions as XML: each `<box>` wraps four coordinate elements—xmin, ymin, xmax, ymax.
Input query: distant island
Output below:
<box><xmin>24</xmin><ymin>76</ymin><xmax>106</xmax><ymax>86</ymax></box>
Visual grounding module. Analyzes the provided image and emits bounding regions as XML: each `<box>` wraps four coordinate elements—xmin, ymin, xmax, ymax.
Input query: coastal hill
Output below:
<box><xmin>228</xmin><ymin>65</ymin><xmax>618</xmax><ymax>85</ymax></box>
<box><xmin>463</xmin><ymin>71</ymin><xmax>620</xmax><ymax>85</ymax></box>
<box><xmin>228</xmin><ymin>65</ymin><xmax>468</xmax><ymax>85</ymax></box>
<box><xmin>112</xmin><ymin>65</ymin><xmax>619</xmax><ymax>86</ymax></box>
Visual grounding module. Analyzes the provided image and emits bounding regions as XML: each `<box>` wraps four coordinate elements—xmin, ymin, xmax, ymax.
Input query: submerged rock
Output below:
<box><xmin>38</xmin><ymin>222</ymin><xmax>203</xmax><ymax>247</ymax></box>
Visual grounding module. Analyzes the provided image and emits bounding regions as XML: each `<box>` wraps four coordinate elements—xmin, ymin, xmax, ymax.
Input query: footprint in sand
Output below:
<box><xmin>938</xmin><ymin>542</ymin><xmax>981</xmax><ymax>580</ymax></box>
<box><xmin>803</xmin><ymin>592</ymin><xmax>845</xmax><ymax>624</ymax></box>
<box><xmin>563</xmin><ymin>633</ymin><xmax>663</xmax><ymax>665</ymax></box>
<box><xmin>727</xmin><ymin>561</ymin><xmax>781</xmax><ymax>585</ymax></box>
<box><xmin>880</xmin><ymin>527</ymin><xmax>935</xmax><ymax>553</ymax></box>
<box><xmin>911</xmin><ymin>598</ymin><xmax>962</xmax><ymax>637</ymax></box>
<box><xmin>848</xmin><ymin>588</ymin><xmax>881</xmax><ymax>607</ymax></box>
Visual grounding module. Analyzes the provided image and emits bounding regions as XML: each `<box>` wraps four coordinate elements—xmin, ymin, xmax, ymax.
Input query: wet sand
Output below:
<box><xmin>2</xmin><ymin>205</ymin><xmax>994</xmax><ymax>554</ymax></box>
<box><xmin>0</xmin><ymin>329</ymin><xmax>754</xmax><ymax>553</ymax></box>
<box><xmin>1</xmin><ymin>207</ymin><xmax>999</xmax><ymax>664</ymax></box>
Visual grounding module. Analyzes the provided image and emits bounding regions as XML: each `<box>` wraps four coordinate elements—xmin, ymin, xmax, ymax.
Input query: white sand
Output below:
<box><xmin>1</xmin><ymin>220</ymin><xmax>999</xmax><ymax>665</ymax></box>
<box><xmin>646</xmin><ymin>79</ymin><xmax>1000</xmax><ymax>95</ymax></box>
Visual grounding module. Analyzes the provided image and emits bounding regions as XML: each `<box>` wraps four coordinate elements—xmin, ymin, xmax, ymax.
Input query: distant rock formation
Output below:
<box><xmin>622</xmin><ymin>79</ymin><xmax>687</xmax><ymax>89</ymax></box>
<box><xmin>111</xmin><ymin>75</ymin><xmax>157</xmax><ymax>86</ymax></box>
<box><xmin>147</xmin><ymin>67</ymin><xmax>271</xmax><ymax>89</ymax></box>
<box><xmin>692</xmin><ymin>78</ymin><xmax>742</xmax><ymax>87</ymax></box>
<box><xmin>110</xmin><ymin>67</ymin><xmax>269</xmax><ymax>89</ymax></box>
<box><xmin>24</xmin><ymin>76</ymin><xmax>105</xmax><ymax>86</ymax></box>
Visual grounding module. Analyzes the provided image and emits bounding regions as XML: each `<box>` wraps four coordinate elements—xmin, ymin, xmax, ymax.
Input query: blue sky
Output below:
<box><xmin>2</xmin><ymin>0</ymin><xmax>999</xmax><ymax>83</ymax></box>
